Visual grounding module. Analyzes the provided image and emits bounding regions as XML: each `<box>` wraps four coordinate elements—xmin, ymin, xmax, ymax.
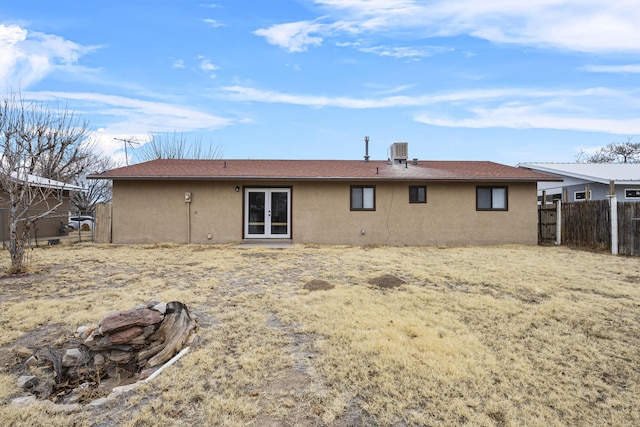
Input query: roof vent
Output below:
<box><xmin>364</xmin><ymin>136</ymin><xmax>370</xmax><ymax>162</ymax></box>
<box><xmin>390</xmin><ymin>142</ymin><xmax>408</xmax><ymax>163</ymax></box>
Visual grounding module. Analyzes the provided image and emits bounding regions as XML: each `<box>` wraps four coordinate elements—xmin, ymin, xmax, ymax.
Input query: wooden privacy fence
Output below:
<box><xmin>538</xmin><ymin>203</ymin><xmax>559</xmax><ymax>245</ymax></box>
<box><xmin>617</xmin><ymin>202</ymin><xmax>640</xmax><ymax>256</ymax></box>
<box><xmin>561</xmin><ymin>200</ymin><xmax>611</xmax><ymax>252</ymax></box>
<box><xmin>94</xmin><ymin>203</ymin><xmax>112</xmax><ymax>244</ymax></box>
<box><xmin>539</xmin><ymin>200</ymin><xmax>640</xmax><ymax>256</ymax></box>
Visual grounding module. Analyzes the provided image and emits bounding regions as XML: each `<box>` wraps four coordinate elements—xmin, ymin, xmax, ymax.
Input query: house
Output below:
<box><xmin>89</xmin><ymin>143</ymin><xmax>557</xmax><ymax>246</ymax></box>
<box><xmin>0</xmin><ymin>173</ymin><xmax>83</xmax><ymax>242</ymax></box>
<box><xmin>517</xmin><ymin>162</ymin><xmax>640</xmax><ymax>203</ymax></box>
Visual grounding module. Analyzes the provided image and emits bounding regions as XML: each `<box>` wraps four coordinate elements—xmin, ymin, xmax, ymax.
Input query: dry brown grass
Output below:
<box><xmin>0</xmin><ymin>242</ymin><xmax>638</xmax><ymax>426</ymax></box>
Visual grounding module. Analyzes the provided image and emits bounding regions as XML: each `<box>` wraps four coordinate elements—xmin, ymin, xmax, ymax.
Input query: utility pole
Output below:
<box><xmin>113</xmin><ymin>137</ymin><xmax>139</xmax><ymax>165</ymax></box>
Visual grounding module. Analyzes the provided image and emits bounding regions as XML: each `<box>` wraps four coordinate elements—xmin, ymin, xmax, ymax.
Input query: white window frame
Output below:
<box><xmin>574</xmin><ymin>190</ymin><xmax>592</xmax><ymax>201</ymax></box>
<box><xmin>624</xmin><ymin>188</ymin><xmax>640</xmax><ymax>199</ymax></box>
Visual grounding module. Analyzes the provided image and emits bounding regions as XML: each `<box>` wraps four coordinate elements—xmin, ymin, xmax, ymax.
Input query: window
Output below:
<box><xmin>477</xmin><ymin>186</ymin><xmax>508</xmax><ymax>211</ymax></box>
<box><xmin>351</xmin><ymin>186</ymin><xmax>375</xmax><ymax>210</ymax></box>
<box><xmin>409</xmin><ymin>185</ymin><xmax>427</xmax><ymax>203</ymax></box>
<box><xmin>625</xmin><ymin>189</ymin><xmax>640</xmax><ymax>199</ymax></box>
<box><xmin>574</xmin><ymin>191</ymin><xmax>591</xmax><ymax>201</ymax></box>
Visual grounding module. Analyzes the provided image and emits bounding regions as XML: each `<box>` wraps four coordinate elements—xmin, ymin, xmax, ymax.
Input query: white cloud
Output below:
<box><xmin>24</xmin><ymin>91</ymin><xmax>234</xmax><ymax>161</ymax></box>
<box><xmin>222</xmin><ymin>85</ymin><xmax>610</xmax><ymax>108</ymax></box>
<box><xmin>365</xmin><ymin>84</ymin><xmax>415</xmax><ymax>95</ymax></box>
<box><xmin>173</xmin><ymin>59</ymin><xmax>185</xmax><ymax>69</ymax></box>
<box><xmin>0</xmin><ymin>24</ymin><xmax>99</xmax><ymax>91</ymax></box>
<box><xmin>200</xmin><ymin>59</ymin><xmax>218</xmax><ymax>72</ymax></box>
<box><xmin>221</xmin><ymin>84</ymin><xmax>640</xmax><ymax>135</ymax></box>
<box><xmin>356</xmin><ymin>45</ymin><xmax>452</xmax><ymax>59</ymax></box>
<box><xmin>583</xmin><ymin>64</ymin><xmax>640</xmax><ymax>73</ymax></box>
<box><xmin>203</xmin><ymin>18</ymin><xmax>224</xmax><ymax>28</ymax></box>
<box><xmin>414</xmin><ymin>108</ymin><xmax>640</xmax><ymax>135</ymax></box>
<box><xmin>253</xmin><ymin>1</ymin><xmax>640</xmax><ymax>54</ymax></box>
<box><xmin>253</xmin><ymin>21</ymin><xmax>325</xmax><ymax>52</ymax></box>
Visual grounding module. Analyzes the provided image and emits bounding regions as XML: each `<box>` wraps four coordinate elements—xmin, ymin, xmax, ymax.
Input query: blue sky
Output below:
<box><xmin>1</xmin><ymin>0</ymin><xmax>639</xmax><ymax>166</ymax></box>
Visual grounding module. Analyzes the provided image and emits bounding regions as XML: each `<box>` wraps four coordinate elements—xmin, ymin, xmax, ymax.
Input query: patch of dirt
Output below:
<box><xmin>303</xmin><ymin>279</ymin><xmax>334</xmax><ymax>291</ymax></box>
<box><xmin>625</xmin><ymin>275</ymin><xmax>640</xmax><ymax>284</ymax></box>
<box><xmin>368</xmin><ymin>274</ymin><xmax>406</xmax><ymax>289</ymax></box>
<box><xmin>0</xmin><ymin>324</ymin><xmax>70</xmax><ymax>375</ymax></box>
<box><xmin>566</xmin><ymin>287</ymin><xmax>629</xmax><ymax>300</ymax></box>
<box><xmin>425</xmin><ymin>281</ymin><xmax>550</xmax><ymax>304</ymax></box>
<box><xmin>0</xmin><ymin>272</ymin><xmax>31</xmax><ymax>280</ymax></box>
<box><xmin>253</xmin><ymin>369</ymin><xmax>315</xmax><ymax>427</ymax></box>
<box><xmin>241</xmin><ymin>252</ymin><xmax>280</xmax><ymax>259</ymax></box>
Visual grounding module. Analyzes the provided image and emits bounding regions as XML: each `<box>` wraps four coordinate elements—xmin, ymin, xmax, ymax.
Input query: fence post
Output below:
<box><xmin>555</xmin><ymin>199</ymin><xmax>561</xmax><ymax>245</ymax></box>
<box><xmin>610</xmin><ymin>195</ymin><xmax>618</xmax><ymax>255</ymax></box>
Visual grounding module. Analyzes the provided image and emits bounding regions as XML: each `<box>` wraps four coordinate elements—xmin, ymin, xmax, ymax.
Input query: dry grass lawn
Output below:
<box><xmin>0</xmin><ymin>242</ymin><xmax>638</xmax><ymax>426</ymax></box>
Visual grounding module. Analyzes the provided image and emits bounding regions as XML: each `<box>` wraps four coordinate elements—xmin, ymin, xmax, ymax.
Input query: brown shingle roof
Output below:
<box><xmin>88</xmin><ymin>159</ymin><xmax>558</xmax><ymax>182</ymax></box>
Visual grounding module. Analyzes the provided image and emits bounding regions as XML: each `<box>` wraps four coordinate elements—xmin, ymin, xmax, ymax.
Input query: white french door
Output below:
<box><xmin>244</xmin><ymin>188</ymin><xmax>291</xmax><ymax>238</ymax></box>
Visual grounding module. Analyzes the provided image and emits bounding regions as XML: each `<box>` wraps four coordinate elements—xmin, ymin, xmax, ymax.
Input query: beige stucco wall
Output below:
<box><xmin>0</xmin><ymin>190</ymin><xmax>72</xmax><ymax>241</ymax></box>
<box><xmin>112</xmin><ymin>180</ymin><xmax>538</xmax><ymax>246</ymax></box>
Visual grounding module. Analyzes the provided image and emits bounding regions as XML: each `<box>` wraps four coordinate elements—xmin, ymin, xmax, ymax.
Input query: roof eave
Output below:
<box><xmin>88</xmin><ymin>175</ymin><xmax>555</xmax><ymax>182</ymax></box>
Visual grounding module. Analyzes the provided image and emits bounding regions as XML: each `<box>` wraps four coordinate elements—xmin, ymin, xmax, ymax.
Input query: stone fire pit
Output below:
<box><xmin>14</xmin><ymin>301</ymin><xmax>198</xmax><ymax>406</ymax></box>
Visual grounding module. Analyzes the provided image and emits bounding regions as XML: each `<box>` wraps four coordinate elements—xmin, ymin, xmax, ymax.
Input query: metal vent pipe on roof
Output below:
<box><xmin>364</xmin><ymin>136</ymin><xmax>370</xmax><ymax>162</ymax></box>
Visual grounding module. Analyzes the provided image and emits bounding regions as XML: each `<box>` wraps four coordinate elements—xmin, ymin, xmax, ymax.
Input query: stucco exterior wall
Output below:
<box><xmin>0</xmin><ymin>191</ymin><xmax>72</xmax><ymax>241</ymax></box>
<box><xmin>112</xmin><ymin>180</ymin><xmax>538</xmax><ymax>246</ymax></box>
<box><xmin>293</xmin><ymin>181</ymin><xmax>537</xmax><ymax>246</ymax></box>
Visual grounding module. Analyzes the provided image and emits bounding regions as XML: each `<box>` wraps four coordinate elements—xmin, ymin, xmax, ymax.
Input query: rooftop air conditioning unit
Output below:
<box><xmin>390</xmin><ymin>142</ymin><xmax>408</xmax><ymax>161</ymax></box>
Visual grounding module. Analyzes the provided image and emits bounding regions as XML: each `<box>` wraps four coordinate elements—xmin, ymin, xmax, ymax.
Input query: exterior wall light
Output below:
<box><xmin>235</xmin><ymin>186</ymin><xmax>240</xmax><ymax>192</ymax></box>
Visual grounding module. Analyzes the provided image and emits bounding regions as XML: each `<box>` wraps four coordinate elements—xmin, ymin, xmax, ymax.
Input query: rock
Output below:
<box><xmin>139</xmin><ymin>367</ymin><xmax>159</xmax><ymax>380</ymax></box>
<box><xmin>17</xmin><ymin>375</ymin><xmax>38</xmax><ymax>389</ymax></box>
<box><xmin>129</xmin><ymin>325</ymin><xmax>158</xmax><ymax>346</ymax></box>
<box><xmin>15</xmin><ymin>346</ymin><xmax>34</xmax><ymax>358</ymax></box>
<box><xmin>152</xmin><ymin>302</ymin><xmax>167</xmax><ymax>314</ymax></box>
<box><xmin>94</xmin><ymin>353</ymin><xmax>105</xmax><ymax>366</ymax></box>
<box><xmin>141</xmin><ymin>300</ymin><xmax>161</xmax><ymax>310</ymax></box>
<box><xmin>85</xmin><ymin>397</ymin><xmax>108</xmax><ymax>407</ymax></box>
<box><xmin>99</xmin><ymin>308</ymin><xmax>164</xmax><ymax>335</ymax></box>
<box><xmin>111</xmin><ymin>383</ymin><xmax>140</xmax><ymax>396</ymax></box>
<box><xmin>32</xmin><ymin>376</ymin><xmax>55</xmax><ymax>399</ymax></box>
<box><xmin>84</xmin><ymin>329</ymin><xmax>104</xmax><ymax>350</ymax></box>
<box><xmin>11</xmin><ymin>395</ymin><xmax>37</xmax><ymax>406</ymax></box>
<box><xmin>64</xmin><ymin>382</ymin><xmax>95</xmax><ymax>404</ymax></box>
<box><xmin>106</xmin><ymin>326</ymin><xmax>144</xmax><ymax>345</ymax></box>
<box><xmin>109</xmin><ymin>349</ymin><xmax>134</xmax><ymax>364</ymax></box>
<box><xmin>25</xmin><ymin>355</ymin><xmax>39</xmax><ymax>368</ymax></box>
<box><xmin>77</xmin><ymin>326</ymin><xmax>96</xmax><ymax>338</ymax></box>
<box><xmin>62</xmin><ymin>348</ymin><xmax>84</xmax><ymax>367</ymax></box>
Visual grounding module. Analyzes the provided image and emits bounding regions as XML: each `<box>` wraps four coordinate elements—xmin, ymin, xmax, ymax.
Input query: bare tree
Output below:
<box><xmin>70</xmin><ymin>155</ymin><xmax>118</xmax><ymax>215</ymax></box>
<box><xmin>0</xmin><ymin>91</ymin><xmax>93</xmax><ymax>273</ymax></box>
<box><xmin>134</xmin><ymin>131</ymin><xmax>223</xmax><ymax>162</ymax></box>
<box><xmin>578</xmin><ymin>137</ymin><xmax>640</xmax><ymax>163</ymax></box>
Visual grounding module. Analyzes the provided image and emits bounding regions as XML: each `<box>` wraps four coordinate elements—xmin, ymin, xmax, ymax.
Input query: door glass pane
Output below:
<box><xmin>270</xmin><ymin>191</ymin><xmax>288</xmax><ymax>234</ymax></box>
<box><xmin>248</xmin><ymin>191</ymin><xmax>265</xmax><ymax>234</ymax></box>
